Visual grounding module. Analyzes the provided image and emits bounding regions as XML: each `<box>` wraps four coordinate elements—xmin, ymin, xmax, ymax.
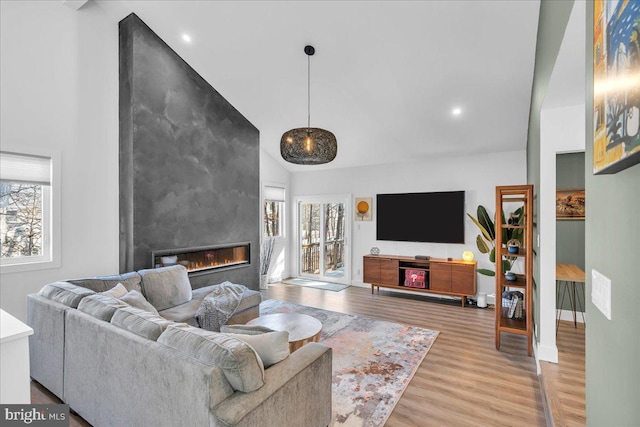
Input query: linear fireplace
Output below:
<box><xmin>151</xmin><ymin>242</ymin><xmax>250</xmax><ymax>277</ymax></box>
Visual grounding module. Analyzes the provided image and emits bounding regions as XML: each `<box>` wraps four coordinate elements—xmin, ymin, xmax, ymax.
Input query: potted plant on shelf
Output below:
<box><xmin>467</xmin><ymin>205</ymin><xmax>524</xmax><ymax>277</ymax></box>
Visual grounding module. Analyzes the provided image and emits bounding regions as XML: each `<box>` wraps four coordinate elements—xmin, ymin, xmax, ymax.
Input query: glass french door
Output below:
<box><xmin>297</xmin><ymin>196</ymin><xmax>350</xmax><ymax>285</ymax></box>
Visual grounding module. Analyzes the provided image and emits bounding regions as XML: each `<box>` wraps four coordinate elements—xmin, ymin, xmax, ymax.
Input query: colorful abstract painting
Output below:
<box><xmin>556</xmin><ymin>188</ymin><xmax>586</xmax><ymax>220</ymax></box>
<box><xmin>593</xmin><ymin>0</ymin><xmax>640</xmax><ymax>174</ymax></box>
<box><xmin>260</xmin><ymin>299</ymin><xmax>439</xmax><ymax>426</ymax></box>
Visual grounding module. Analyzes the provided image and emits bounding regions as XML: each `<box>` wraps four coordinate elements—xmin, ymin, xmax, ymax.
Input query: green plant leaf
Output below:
<box><xmin>477</xmin><ymin>206</ymin><xmax>495</xmax><ymax>240</ymax></box>
<box><xmin>489</xmin><ymin>247</ymin><xmax>495</xmax><ymax>263</ymax></box>
<box><xmin>501</xmin><ymin>210</ymin><xmax>510</xmax><ymax>244</ymax></box>
<box><xmin>476</xmin><ymin>235</ymin><xmax>490</xmax><ymax>253</ymax></box>
<box><xmin>477</xmin><ymin>268</ymin><xmax>495</xmax><ymax>277</ymax></box>
<box><xmin>467</xmin><ymin>213</ymin><xmax>493</xmax><ymax>243</ymax></box>
<box><xmin>502</xmin><ymin>259</ymin><xmax>512</xmax><ymax>273</ymax></box>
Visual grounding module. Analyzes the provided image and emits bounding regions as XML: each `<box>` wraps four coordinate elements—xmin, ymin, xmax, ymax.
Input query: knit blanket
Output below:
<box><xmin>195</xmin><ymin>281</ymin><xmax>246</xmax><ymax>331</ymax></box>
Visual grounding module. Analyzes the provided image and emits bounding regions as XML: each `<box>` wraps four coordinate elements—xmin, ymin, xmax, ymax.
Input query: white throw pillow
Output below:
<box><xmin>101</xmin><ymin>283</ymin><xmax>128</xmax><ymax>298</ymax></box>
<box><xmin>224</xmin><ymin>331</ymin><xmax>290</xmax><ymax>368</ymax></box>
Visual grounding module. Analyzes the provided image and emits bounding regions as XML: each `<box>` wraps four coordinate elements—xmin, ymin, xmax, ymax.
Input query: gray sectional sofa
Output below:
<box><xmin>27</xmin><ymin>266</ymin><xmax>333</xmax><ymax>427</ymax></box>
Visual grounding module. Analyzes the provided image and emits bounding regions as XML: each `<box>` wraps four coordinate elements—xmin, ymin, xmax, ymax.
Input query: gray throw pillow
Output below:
<box><xmin>111</xmin><ymin>306</ymin><xmax>174</xmax><ymax>341</ymax></box>
<box><xmin>138</xmin><ymin>265</ymin><xmax>192</xmax><ymax>311</ymax></box>
<box><xmin>101</xmin><ymin>283</ymin><xmax>128</xmax><ymax>298</ymax></box>
<box><xmin>223</xmin><ymin>331</ymin><xmax>290</xmax><ymax>368</ymax></box>
<box><xmin>38</xmin><ymin>282</ymin><xmax>95</xmax><ymax>308</ymax></box>
<box><xmin>120</xmin><ymin>290</ymin><xmax>159</xmax><ymax>316</ymax></box>
<box><xmin>68</xmin><ymin>271</ymin><xmax>142</xmax><ymax>293</ymax></box>
<box><xmin>158</xmin><ymin>324</ymin><xmax>264</xmax><ymax>392</ymax></box>
<box><xmin>77</xmin><ymin>294</ymin><xmax>129</xmax><ymax>321</ymax></box>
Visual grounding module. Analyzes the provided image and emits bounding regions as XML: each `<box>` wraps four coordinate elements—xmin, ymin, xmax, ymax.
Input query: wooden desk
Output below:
<box><xmin>556</xmin><ymin>264</ymin><xmax>586</xmax><ymax>330</ymax></box>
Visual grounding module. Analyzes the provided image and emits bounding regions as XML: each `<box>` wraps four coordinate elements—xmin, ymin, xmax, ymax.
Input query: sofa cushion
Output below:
<box><xmin>68</xmin><ymin>271</ymin><xmax>142</xmax><ymax>293</ymax></box>
<box><xmin>111</xmin><ymin>306</ymin><xmax>174</xmax><ymax>341</ymax></box>
<box><xmin>158</xmin><ymin>324</ymin><xmax>264</xmax><ymax>393</ymax></box>
<box><xmin>120</xmin><ymin>290</ymin><xmax>159</xmax><ymax>316</ymax></box>
<box><xmin>223</xmin><ymin>331</ymin><xmax>290</xmax><ymax>368</ymax></box>
<box><xmin>138</xmin><ymin>265</ymin><xmax>192</xmax><ymax>311</ymax></box>
<box><xmin>159</xmin><ymin>285</ymin><xmax>262</xmax><ymax>325</ymax></box>
<box><xmin>77</xmin><ymin>294</ymin><xmax>129</xmax><ymax>322</ymax></box>
<box><xmin>38</xmin><ymin>282</ymin><xmax>95</xmax><ymax>308</ymax></box>
<box><xmin>101</xmin><ymin>283</ymin><xmax>128</xmax><ymax>298</ymax></box>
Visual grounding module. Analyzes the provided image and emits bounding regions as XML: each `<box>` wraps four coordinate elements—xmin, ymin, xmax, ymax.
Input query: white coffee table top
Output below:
<box><xmin>246</xmin><ymin>313</ymin><xmax>322</xmax><ymax>343</ymax></box>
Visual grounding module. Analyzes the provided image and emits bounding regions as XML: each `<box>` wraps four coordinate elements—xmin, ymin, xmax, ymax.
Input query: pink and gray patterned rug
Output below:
<box><xmin>260</xmin><ymin>299</ymin><xmax>439</xmax><ymax>426</ymax></box>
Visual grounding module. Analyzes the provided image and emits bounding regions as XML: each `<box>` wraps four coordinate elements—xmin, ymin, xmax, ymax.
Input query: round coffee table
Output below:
<box><xmin>246</xmin><ymin>313</ymin><xmax>322</xmax><ymax>352</ymax></box>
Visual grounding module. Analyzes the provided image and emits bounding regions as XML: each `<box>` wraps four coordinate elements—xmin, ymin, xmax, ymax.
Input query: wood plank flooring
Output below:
<box><xmin>32</xmin><ymin>283</ymin><xmax>565</xmax><ymax>426</ymax></box>
<box><xmin>540</xmin><ymin>321</ymin><xmax>586</xmax><ymax>426</ymax></box>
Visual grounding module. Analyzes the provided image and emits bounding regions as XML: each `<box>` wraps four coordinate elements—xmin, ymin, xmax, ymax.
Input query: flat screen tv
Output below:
<box><xmin>376</xmin><ymin>191</ymin><xmax>465</xmax><ymax>243</ymax></box>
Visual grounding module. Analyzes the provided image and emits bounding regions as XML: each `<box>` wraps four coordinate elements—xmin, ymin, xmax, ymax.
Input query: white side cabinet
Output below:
<box><xmin>0</xmin><ymin>309</ymin><xmax>34</xmax><ymax>404</ymax></box>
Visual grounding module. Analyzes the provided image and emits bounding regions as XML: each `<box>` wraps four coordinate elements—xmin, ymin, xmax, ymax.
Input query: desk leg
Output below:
<box><xmin>569</xmin><ymin>281</ymin><xmax>578</xmax><ymax>328</ymax></box>
<box><xmin>556</xmin><ymin>280</ymin><xmax>565</xmax><ymax>334</ymax></box>
<box><xmin>576</xmin><ymin>281</ymin><xmax>586</xmax><ymax>326</ymax></box>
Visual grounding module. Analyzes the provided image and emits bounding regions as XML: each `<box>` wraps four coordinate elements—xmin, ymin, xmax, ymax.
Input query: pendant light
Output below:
<box><xmin>280</xmin><ymin>45</ymin><xmax>337</xmax><ymax>165</ymax></box>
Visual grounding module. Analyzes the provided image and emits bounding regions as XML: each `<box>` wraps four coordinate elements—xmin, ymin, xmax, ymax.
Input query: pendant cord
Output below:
<box><xmin>307</xmin><ymin>54</ymin><xmax>311</xmax><ymax>130</ymax></box>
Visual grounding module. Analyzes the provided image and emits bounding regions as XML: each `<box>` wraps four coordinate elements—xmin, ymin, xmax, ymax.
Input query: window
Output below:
<box><xmin>263</xmin><ymin>185</ymin><xmax>285</xmax><ymax>238</ymax></box>
<box><xmin>0</xmin><ymin>151</ymin><xmax>52</xmax><ymax>267</ymax></box>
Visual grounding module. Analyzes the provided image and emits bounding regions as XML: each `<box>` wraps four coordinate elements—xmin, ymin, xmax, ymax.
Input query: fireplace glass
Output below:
<box><xmin>152</xmin><ymin>243</ymin><xmax>250</xmax><ymax>274</ymax></box>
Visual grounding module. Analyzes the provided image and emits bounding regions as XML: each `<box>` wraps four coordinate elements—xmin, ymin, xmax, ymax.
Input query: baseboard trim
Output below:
<box><xmin>556</xmin><ymin>309</ymin><xmax>586</xmax><ymax>324</ymax></box>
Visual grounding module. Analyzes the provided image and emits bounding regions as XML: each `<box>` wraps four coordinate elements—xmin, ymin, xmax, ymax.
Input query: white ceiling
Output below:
<box><xmin>96</xmin><ymin>0</ymin><xmax>541</xmax><ymax>172</ymax></box>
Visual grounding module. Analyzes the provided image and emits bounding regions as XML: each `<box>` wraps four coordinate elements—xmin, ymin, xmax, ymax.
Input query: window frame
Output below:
<box><xmin>262</xmin><ymin>182</ymin><xmax>286</xmax><ymax>240</ymax></box>
<box><xmin>0</xmin><ymin>146</ymin><xmax>60</xmax><ymax>273</ymax></box>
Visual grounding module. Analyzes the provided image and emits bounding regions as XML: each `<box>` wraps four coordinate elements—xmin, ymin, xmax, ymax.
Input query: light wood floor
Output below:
<box><xmin>32</xmin><ymin>283</ymin><xmax>586</xmax><ymax>426</ymax></box>
<box><xmin>540</xmin><ymin>321</ymin><xmax>586</xmax><ymax>426</ymax></box>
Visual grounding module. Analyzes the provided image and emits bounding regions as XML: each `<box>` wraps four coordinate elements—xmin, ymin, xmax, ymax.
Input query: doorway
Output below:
<box><xmin>295</xmin><ymin>195</ymin><xmax>350</xmax><ymax>285</ymax></box>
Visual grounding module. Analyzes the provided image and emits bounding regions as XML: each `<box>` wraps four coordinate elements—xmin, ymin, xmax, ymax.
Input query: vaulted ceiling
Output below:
<box><xmin>97</xmin><ymin>0</ymin><xmax>541</xmax><ymax>171</ymax></box>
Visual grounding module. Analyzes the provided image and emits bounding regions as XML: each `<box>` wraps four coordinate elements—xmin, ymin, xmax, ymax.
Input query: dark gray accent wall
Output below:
<box><xmin>556</xmin><ymin>152</ymin><xmax>585</xmax><ymax>310</ymax></box>
<box><xmin>119</xmin><ymin>14</ymin><xmax>260</xmax><ymax>289</ymax></box>
<box><xmin>526</xmin><ymin>0</ymin><xmax>574</xmax><ymax>340</ymax></box>
<box><xmin>585</xmin><ymin>5</ymin><xmax>640</xmax><ymax>425</ymax></box>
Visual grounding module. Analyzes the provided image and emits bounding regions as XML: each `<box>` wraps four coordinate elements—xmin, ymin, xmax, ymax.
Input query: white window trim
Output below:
<box><xmin>0</xmin><ymin>146</ymin><xmax>61</xmax><ymax>274</ymax></box>
<box><xmin>261</xmin><ymin>181</ymin><xmax>287</xmax><ymax>240</ymax></box>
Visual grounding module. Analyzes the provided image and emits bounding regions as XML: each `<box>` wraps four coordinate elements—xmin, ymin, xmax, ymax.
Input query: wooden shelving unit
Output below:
<box><xmin>495</xmin><ymin>185</ymin><xmax>534</xmax><ymax>356</ymax></box>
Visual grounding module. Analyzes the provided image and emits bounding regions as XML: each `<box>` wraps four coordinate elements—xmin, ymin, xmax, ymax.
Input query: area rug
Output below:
<box><xmin>259</xmin><ymin>299</ymin><xmax>439</xmax><ymax>426</ymax></box>
<box><xmin>281</xmin><ymin>277</ymin><xmax>350</xmax><ymax>292</ymax></box>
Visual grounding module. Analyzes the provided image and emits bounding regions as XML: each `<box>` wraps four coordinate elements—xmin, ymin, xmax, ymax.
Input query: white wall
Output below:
<box><xmin>259</xmin><ymin>148</ymin><xmax>291</xmax><ymax>282</ymax></box>
<box><xmin>0</xmin><ymin>1</ymin><xmax>119</xmax><ymax>321</ymax></box>
<box><xmin>539</xmin><ymin>104</ymin><xmax>585</xmax><ymax>363</ymax></box>
<box><xmin>289</xmin><ymin>150</ymin><xmax>527</xmax><ymax>298</ymax></box>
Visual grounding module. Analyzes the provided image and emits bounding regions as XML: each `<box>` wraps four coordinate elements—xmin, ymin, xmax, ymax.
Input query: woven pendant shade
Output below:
<box><xmin>281</xmin><ymin>45</ymin><xmax>337</xmax><ymax>165</ymax></box>
<box><xmin>280</xmin><ymin>127</ymin><xmax>337</xmax><ymax>165</ymax></box>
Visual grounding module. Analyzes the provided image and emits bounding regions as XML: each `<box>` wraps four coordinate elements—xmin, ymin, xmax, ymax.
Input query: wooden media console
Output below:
<box><xmin>363</xmin><ymin>255</ymin><xmax>477</xmax><ymax>307</ymax></box>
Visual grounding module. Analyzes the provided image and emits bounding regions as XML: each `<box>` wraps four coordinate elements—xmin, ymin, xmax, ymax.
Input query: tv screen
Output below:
<box><xmin>376</xmin><ymin>191</ymin><xmax>465</xmax><ymax>243</ymax></box>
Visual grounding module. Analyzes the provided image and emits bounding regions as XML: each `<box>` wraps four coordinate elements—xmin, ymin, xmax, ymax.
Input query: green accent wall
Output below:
<box><xmin>556</xmin><ymin>152</ymin><xmax>585</xmax><ymax>311</ymax></box>
<box><xmin>585</xmin><ymin>3</ymin><xmax>640</xmax><ymax>425</ymax></box>
<box><xmin>526</xmin><ymin>0</ymin><xmax>574</xmax><ymax>339</ymax></box>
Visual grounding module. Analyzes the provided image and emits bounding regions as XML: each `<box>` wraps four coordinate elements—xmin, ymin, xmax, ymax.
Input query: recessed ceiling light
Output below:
<box><xmin>182</xmin><ymin>34</ymin><xmax>192</xmax><ymax>43</ymax></box>
<box><xmin>452</xmin><ymin>108</ymin><xmax>462</xmax><ymax>116</ymax></box>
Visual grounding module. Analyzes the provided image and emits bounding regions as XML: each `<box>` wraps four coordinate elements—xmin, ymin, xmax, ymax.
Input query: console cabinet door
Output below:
<box><xmin>430</xmin><ymin>263</ymin><xmax>451</xmax><ymax>292</ymax></box>
<box><xmin>363</xmin><ymin>257</ymin><xmax>381</xmax><ymax>284</ymax></box>
<box><xmin>451</xmin><ymin>264</ymin><xmax>476</xmax><ymax>295</ymax></box>
<box><xmin>380</xmin><ymin>259</ymin><xmax>399</xmax><ymax>286</ymax></box>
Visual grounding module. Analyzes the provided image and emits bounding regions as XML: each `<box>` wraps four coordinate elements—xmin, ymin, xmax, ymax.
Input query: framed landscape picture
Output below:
<box><xmin>556</xmin><ymin>188</ymin><xmax>585</xmax><ymax>220</ymax></box>
<box><xmin>592</xmin><ymin>0</ymin><xmax>640</xmax><ymax>174</ymax></box>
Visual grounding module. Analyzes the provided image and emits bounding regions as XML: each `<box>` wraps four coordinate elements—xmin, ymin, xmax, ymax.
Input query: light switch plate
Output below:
<box><xmin>592</xmin><ymin>269</ymin><xmax>611</xmax><ymax>320</ymax></box>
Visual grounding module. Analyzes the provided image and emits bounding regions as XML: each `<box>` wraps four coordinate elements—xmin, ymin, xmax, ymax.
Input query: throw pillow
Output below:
<box><xmin>220</xmin><ymin>324</ymin><xmax>275</xmax><ymax>335</ymax></box>
<box><xmin>68</xmin><ymin>271</ymin><xmax>142</xmax><ymax>293</ymax></box>
<box><xmin>101</xmin><ymin>283</ymin><xmax>128</xmax><ymax>298</ymax></box>
<box><xmin>223</xmin><ymin>331</ymin><xmax>290</xmax><ymax>368</ymax></box>
<box><xmin>158</xmin><ymin>324</ymin><xmax>264</xmax><ymax>393</ymax></box>
<box><xmin>38</xmin><ymin>281</ymin><xmax>95</xmax><ymax>308</ymax></box>
<box><xmin>119</xmin><ymin>290</ymin><xmax>159</xmax><ymax>316</ymax></box>
<box><xmin>77</xmin><ymin>294</ymin><xmax>129</xmax><ymax>322</ymax></box>
<box><xmin>111</xmin><ymin>306</ymin><xmax>174</xmax><ymax>341</ymax></box>
<box><xmin>138</xmin><ymin>265</ymin><xmax>192</xmax><ymax>311</ymax></box>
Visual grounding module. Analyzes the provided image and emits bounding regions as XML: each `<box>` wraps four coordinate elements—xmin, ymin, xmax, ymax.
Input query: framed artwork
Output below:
<box><xmin>355</xmin><ymin>197</ymin><xmax>372</xmax><ymax>221</ymax></box>
<box><xmin>593</xmin><ymin>0</ymin><xmax>640</xmax><ymax>174</ymax></box>
<box><xmin>556</xmin><ymin>188</ymin><xmax>585</xmax><ymax>220</ymax></box>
